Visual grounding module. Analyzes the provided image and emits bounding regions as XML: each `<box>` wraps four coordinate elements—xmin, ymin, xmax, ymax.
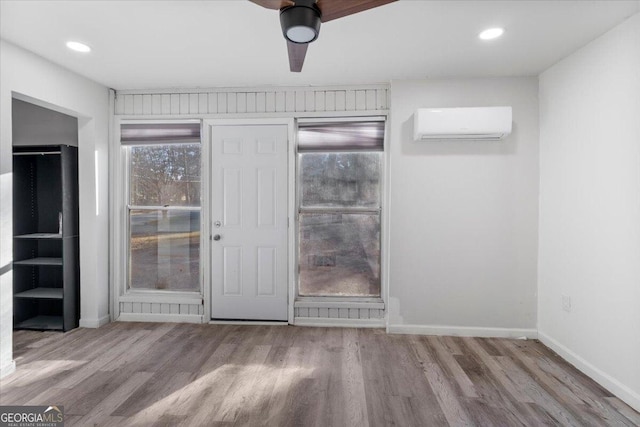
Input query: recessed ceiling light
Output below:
<box><xmin>66</xmin><ymin>41</ymin><xmax>91</xmax><ymax>53</ymax></box>
<box><xmin>479</xmin><ymin>28</ymin><xmax>504</xmax><ymax>41</ymax></box>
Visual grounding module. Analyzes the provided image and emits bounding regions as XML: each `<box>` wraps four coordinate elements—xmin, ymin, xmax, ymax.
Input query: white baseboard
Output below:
<box><xmin>294</xmin><ymin>317</ymin><xmax>384</xmax><ymax>328</ymax></box>
<box><xmin>79</xmin><ymin>314</ymin><xmax>111</xmax><ymax>328</ymax></box>
<box><xmin>538</xmin><ymin>330</ymin><xmax>640</xmax><ymax>413</ymax></box>
<box><xmin>386</xmin><ymin>324</ymin><xmax>538</xmax><ymax>339</ymax></box>
<box><xmin>0</xmin><ymin>360</ymin><xmax>16</xmax><ymax>379</ymax></box>
<box><xmin>117</xmin><ymin>313</ymin><xmax>203</xmax><ymax>324</ymax></box>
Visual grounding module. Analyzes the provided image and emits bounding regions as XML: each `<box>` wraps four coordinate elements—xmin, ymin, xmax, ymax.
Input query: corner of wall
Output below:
<box><xmin>537</xmin><ymin>12</ymin><xmax>640</xmax><ymax>412</ymax></box>
<box><xmin>538</xmin><ymin>330</ymin><xmax>640</xmax><ymax>412</ymax></box>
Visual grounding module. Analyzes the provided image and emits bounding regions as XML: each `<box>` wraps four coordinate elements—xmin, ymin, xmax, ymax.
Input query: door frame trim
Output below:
<box><xmin>202</xmin><ymin>118</ymin><xmax>296</xmax><ymax>324</ymax></box>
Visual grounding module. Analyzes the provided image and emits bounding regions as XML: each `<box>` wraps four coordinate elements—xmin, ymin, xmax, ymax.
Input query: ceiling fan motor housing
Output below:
<box><xmin>280</xmin><ymin>0</ymin><xmax>322</xmax><ymax>44</ymax></box>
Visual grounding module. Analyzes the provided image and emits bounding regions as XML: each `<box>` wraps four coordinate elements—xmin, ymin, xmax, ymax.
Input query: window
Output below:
<box><xmin>297</xmin><ymin>121</ymin><xmax>384</xmax><ymax>297</ymax></box>
<box><xmin>122</xmin><ymin>123</ymin><xmax>201</xmax><ymax>292</ymax></box>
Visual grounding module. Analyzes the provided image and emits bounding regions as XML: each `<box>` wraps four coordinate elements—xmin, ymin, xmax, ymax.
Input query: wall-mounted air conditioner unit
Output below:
<box><xmin>413</xmin><ymin>106</ymin><xmax>512</xmax><ymax>141</ymax></box>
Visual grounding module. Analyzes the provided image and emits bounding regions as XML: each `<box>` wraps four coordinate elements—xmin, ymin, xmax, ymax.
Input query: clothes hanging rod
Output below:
<box><xmin>13</xmin><ymin>151</ymin><xmax>62</xmax><ymax>156</ymax></box>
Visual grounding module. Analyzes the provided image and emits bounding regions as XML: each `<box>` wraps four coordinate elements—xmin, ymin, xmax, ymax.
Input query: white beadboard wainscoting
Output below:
<box><xmin>294</xmin><ymin>307</ymin><xmax>385</xmax><ymax>328</ymax></box>
<box><xmin>112</xmin><ymin>84</ymin><xmax>389</xmax><ymax>326</ymax></box>
<box><xmin>293</xmin><ymin>300</ymin><xmax>385</xmax><ymax>327</ymax></box>
<box><xmin>114</xmin><ymin>85</ymin><xmax>389</xmax><ymax>117</ymax></box>
<box><xmin>118</xmin><ymin>302</ymin><xmax>204</xmax><ymax>324</ymax></box>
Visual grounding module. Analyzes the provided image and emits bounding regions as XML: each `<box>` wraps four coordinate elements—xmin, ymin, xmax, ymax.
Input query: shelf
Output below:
<box><xmin>13</xmin><ymin>151</ymin><xmax>61</xmax><ymax>156</ymax></box>
<box><xmin>14</xmin><ymin>233</ymin><xmax>62</xmax><ymax>240</ymax></box>
<box><xmin>15</xmin><ymin>288</ymin><xmax>63</xmax><ymax>300</ymax></box>
<box><xmin>15</xmin><ymin>315</ymin><xmax>63</xmax><ymax>331</ymax></box>
<box><xmin>14</xmin><ymin>257</ymin><xmax>63</xmax><ymax>266</ymax></box>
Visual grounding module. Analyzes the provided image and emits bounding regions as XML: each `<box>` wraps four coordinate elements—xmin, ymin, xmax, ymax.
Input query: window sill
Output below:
<box><xmin>120</xmin><ymin>291</ymin><xmax>202</xmax><ymax>305</ymax></box>
<box><xmin>294</xmin><ymin>299</ymin><xmax>384</xmax><ymax>310</ymax></box>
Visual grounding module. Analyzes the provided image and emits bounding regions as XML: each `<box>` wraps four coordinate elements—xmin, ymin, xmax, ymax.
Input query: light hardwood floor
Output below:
<box><xmin>1</xmin><ymin>322</ymin><xmax>638</xmax><ymax>426</ymax></box>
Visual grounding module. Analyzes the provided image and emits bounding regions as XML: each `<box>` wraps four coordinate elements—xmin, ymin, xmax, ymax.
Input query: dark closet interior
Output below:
<box><xmin>12</xmin><ymin>99</ymin><xmax>80</xmax><ymax>332</ymax></box>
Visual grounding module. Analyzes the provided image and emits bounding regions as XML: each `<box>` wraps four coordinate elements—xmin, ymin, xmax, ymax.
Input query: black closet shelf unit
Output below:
<box><xmin>14</xmin><ymin>257</ymin><xmax>63</xmax><ymax>266</ymax></box>
<box><xmin>13</xmin><ymin>144</ymin><xmax>79</xmax><ymax>332</ymax></box>
<box><xmin>14</xmin><ymin>233</ymin><xmax>63</xmax><ymax>239</ymax></box>
<box><xmin>15</xmin><ymin>315</ymin><xmax>63</xmax><ymax>331</ymax></box>
<box><xmin>14</xmin><ymin>288</ymin><xmax>63</xmax><ymax>299</ymax></box>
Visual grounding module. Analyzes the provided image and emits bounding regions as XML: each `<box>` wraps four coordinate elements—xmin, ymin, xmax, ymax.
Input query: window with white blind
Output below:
<box><xmin>121</xmin><ymin>122</ymin><xmax>201</xmax><ymax>292</ymax></box>
<box><xmin>297</xmin><ymin>120</ymin><xmax>384</xmax><ymax>297</ymax></box>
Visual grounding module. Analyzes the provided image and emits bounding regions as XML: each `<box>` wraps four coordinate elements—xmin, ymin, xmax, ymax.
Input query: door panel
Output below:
<box><xmin>210</xmin><ymin>124</ymin><xmax>288</xmax><ymax>320</ymax></box>
<box><xmin>223</xmin><ymin>169</ymin><xmax>242</xmax><ymax>227</ymax></box>
<box><xmin>257</xmin><ymin>169</ymin><xmax>277</xmax><ymax>227</ymax></box>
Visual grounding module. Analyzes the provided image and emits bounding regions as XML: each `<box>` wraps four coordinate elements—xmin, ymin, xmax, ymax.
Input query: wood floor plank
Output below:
<box><xmin>2</xmin><ymin>322</ymin><xmax>639</xmax><ymax>427</ymax></box>
<box><xmin>453</xmin><ymin>347</ymin><xmax>542</xmax><ymax>426</ymax></box>
<box><xmin>359</xmin><ymin>329</ymin><xmax>449</xmax><ymax>426</ymax></box>
<box><xmin>62</xmin><ymin>415</ymin><xmax>84</xmax><ymax>427</ymax></box>
<box><xmin>111</xmin><ymin>370</ymin><xmax>193</xmax><ymax>417</ymax></box>
<box><xmin>498</xmin><ymin>340</ymin><xmax>635</xmax><ymax>427</ymax></box>
<box><xmin>528</xmin><ymin>359</ymin><xmax>635</xmax><ymax>426</ymax></box>
<box><xmin>359</xmin><ymin>328</ymin><xmax>401</xmax><ymax>426</ymax></box>
<box><xmin>262</xmin><ymin>346</ymin><xmax>308</xmax><ymax>426</ymax></box>
<box><xmin>176</xmin><ymin>338</ymin><xmax>277</xmax><ymax>425</ymax></box>
<box><xmin>213</xmin><ymin>344</ymin><xmax>272</xmax><ymax>422</ymax></box>
<box><xmin>340</xmin><ymin>328</ymin><xmax>369</xmax><ymax>427</ymax></box>
<box><xmin>74</xmin><ymin>371</ymin><xmax>153</xmax><ymax>426</ymax></box>
<box><xmin>100</xmin><ymin>323</ymin><xmax>177</xmax><ymax>371</ymax></box>
<box><xmin>54</xmin><ymin>329</ymin><xmax>150</xmax><ymax>389</ymax></box>
<box><xmin>461</xmin><ymin>337</ymin><xmax>533</xmax><ymax>404</ymax></box>
<box><xmin>386</xmin><ymin>395</ymin><xmax>432</xmax><ymax>427</ymax></box>
<box><xmin>425</xmin><ymin>336</ymin><xmax>479</xmax><ymax>398</ymax></box>
<box><xmin>442</xmin><ymin>336</ymin><xmax>465</xmax><ymax>356</ymax></box>
<box><xmin>275</xmin><ymin>327</ymin><xmax>337</xmax><ymax>427</ymax></box>
<box><xmin>493</xmin><ymin>352</ymin><xmax>589</xmax><ymax>426</ymax></box>
<box><xmin>151</xmin><ymin>414</ymin><xmax>190</xmax><ymax>427</ymax></box>
<box><xmin>408</xmin><ymin>335</ymin><xmax>436</xmax><ymax>364</ymax></box>
<box><xmin>524</xmin><ymin>402</ymin><xmax>567</xmax><ymax>426</ymax></box>
<box><xmin>422</xmin><ymin>361</ymin><xmax>475</xmax><ymax>426</ymax></box>
<box><xmin>161</xmin><ymin>345</ymin><xmax>244</xmax><ymax>419</ymax></box>
<box><xmin>231</xmin><ymin>345</ymin><xmax>291</xmax><ymax>426</ymax></box>
<box><xmin>0</xmin><ymin>370</ymin><xmax>71</xmax><ymax>405</ymax></box>
<box><xmin>44</xmin><ymin>368</ymin><xmax>144</xmax><ymax>416</ymax></box>
<box><xmin>497</xmin><ymin>353</ymin><xmax>586</xmax><ymax>407</ymax></box>
<box><xmin>605</xmin><ymin>397</ymin><xmax>640</xmax><ymax>426</ymax></box>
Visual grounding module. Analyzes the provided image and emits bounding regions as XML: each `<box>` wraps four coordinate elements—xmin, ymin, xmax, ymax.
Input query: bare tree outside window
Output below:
<box><xmin>130</xmin><ymin>144</ymin><xmax>201</xmax><ymax>207</ymax></box>
<box><xmin>128</xmin><ymin>144</ymin><xmax>201</xmax><ymax>291</ymax></box>
<box><xmin>297</xmin><ymin>122</ymin><xmax>383</xmax><ymax>297</ymax></box>
<box><xmin>300</xmin><ymin>153</ymin><xmax>380</xmax><ymax>208</ymax></box>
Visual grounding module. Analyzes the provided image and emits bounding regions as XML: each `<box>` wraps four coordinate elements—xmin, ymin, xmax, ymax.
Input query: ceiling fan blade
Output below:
<box><xmin>317</xmin><ymin>0</ymin><xmax>397</xmax><ymax>23</ymax></box>
<box><xmin>287</xmin><ymin>41</ymin><xmax>308</xmax><ymax>72</ymax></box>
<box><xmin>249</xmin><ymin>0</ymin><xmax>294</xmax><ymax>10</ymax></box>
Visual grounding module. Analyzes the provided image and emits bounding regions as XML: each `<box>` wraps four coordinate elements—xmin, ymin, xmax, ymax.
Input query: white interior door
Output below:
<box><xmin>209</xmin><ymin>124</ymin><xmax>289</xmax><ymax>320</ymax></box>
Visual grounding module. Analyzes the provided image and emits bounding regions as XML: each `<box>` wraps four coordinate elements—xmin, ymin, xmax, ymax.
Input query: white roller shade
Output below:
<box><xmin>120</xmin><ymin>122</ymin><xmax>201</xmax><ymax>145</ymax></box>
<box><xmin>298</xmin><ymin>121</ymin><xmax>384</xmax><ymax>152</ymax></box>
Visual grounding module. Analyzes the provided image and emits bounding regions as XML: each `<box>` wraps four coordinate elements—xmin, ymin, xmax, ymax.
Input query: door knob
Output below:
<box><xmin>213</xmin><ymin>234</ymin><xmax>221</xmax><ymax>241</ymax></box>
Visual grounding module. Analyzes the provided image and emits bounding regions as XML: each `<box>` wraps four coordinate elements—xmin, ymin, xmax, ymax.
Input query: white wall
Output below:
<box><xmin>12</xmin><ymin>99</ymin><xmax>79</xmax><ymax>147</ymax></box>
<box><xmin>387</xmin><ymin>78</ymin><xmax>539</xmax><ymax>337</ymax></box>
<box><xmin>0</xmin><ymin>39</ymin><xmax>110</xmax><ymax>378</ymax></box>
<box><xmin>538</xmin><ymin>13</ymin><xmax>640</xmax><ymax>411</ymax></box>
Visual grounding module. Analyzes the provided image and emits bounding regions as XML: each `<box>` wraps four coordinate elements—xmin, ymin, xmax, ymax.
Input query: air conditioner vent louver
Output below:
<box><xmin>414</xmin><ymin>107</ymin><xmax>512</xmax><ymax>141</ymax></box>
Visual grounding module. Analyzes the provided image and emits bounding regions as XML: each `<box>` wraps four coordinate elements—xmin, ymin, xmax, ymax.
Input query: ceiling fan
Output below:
<box><xmin>249</xmin><ymin>0</ymin><xmax>397</xmax><ymax>72</ymax></box>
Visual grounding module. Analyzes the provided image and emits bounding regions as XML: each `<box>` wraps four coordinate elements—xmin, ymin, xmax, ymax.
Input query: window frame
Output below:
<box><xmin>295</xmin><ymin>117</ymin><xmax>386</xmax><ymax>302</ymax></box>
<box><xmin>119</xmin><ymin>120</ymin><xmax>205</xmax><ymax>301</ymax></box>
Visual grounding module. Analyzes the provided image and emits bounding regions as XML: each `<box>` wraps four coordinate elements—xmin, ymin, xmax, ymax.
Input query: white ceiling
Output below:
<box><xmin>1</xmin><ymin>0</ymin><xmax>638</xmax><ymax>90</ymax></box>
